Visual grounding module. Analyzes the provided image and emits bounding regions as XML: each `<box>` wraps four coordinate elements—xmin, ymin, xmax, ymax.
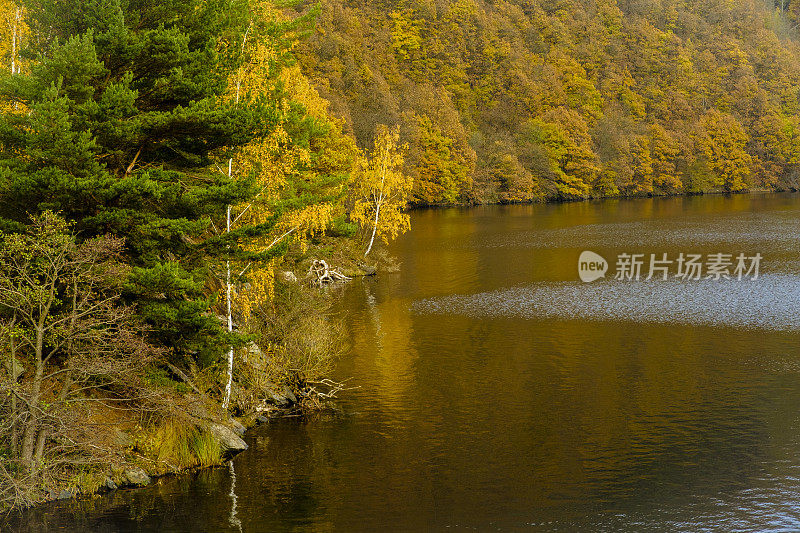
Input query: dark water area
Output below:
<box><xmin>8</xmin><ymin>193</ymin><xmax>800</xmax><ymax>532</ymax></box>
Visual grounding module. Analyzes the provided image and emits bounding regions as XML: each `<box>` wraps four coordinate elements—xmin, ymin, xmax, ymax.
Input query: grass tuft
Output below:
<box><xmin>148</xmin><ymin>416</ymin><xmax>222</xmax><ymax>470</ymax></box>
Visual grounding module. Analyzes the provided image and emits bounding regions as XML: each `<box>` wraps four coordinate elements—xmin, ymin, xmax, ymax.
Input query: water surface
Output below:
<box><xmin>10</xmin><ymin>194</ymin><xmax>800</xmax><ymax>532</ymax></box>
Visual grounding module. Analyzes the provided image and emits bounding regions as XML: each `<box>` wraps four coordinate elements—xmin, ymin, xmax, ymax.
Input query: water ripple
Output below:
<box><xmin>480</xmin><ymin>215</ymin><xmax>800</xmax><ymax>252</ymax></box>
<box><xmin>412</xmin><ymin>274</ymin><xmax>800</xmax><ymax>331</ymax></box>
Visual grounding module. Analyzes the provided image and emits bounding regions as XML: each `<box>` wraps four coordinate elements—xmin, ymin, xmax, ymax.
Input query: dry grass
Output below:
<box><xmin>136</xmin><ymin>414</ymin><xmax>221</xmax><ymax>471</ymax></box>
<box><xmin>230</xmin><ymin>278</ymin><xmax>346</xmax><ymax>413</ymax></box>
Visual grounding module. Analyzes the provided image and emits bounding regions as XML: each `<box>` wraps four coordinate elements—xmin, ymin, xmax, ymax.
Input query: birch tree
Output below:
<box><xmin>0</xmin><ymin>0</ymin><xmax>25</xmax><ymax>76</ymax></box>
<box><xmin>214</xmin><ymin>1</ymin><xmax>350</xmax><ymax>410</ymax></box>
<box><xmin>352</xmin><ymin>125</ymin><xmax>412</xmax><ymax>257</ymax></box>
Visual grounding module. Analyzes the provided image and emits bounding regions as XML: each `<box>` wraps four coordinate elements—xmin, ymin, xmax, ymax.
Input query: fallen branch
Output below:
<box><xmin>307</xmin><ymin>259</ymin><xmax>351</xmax><ymax>287</ymax></box>
<box><xmin>300</xmin><ymin>378</ymin><xmax>359</xmax><ymax>401</ymax></box>
<box><xmin>165</xmin><ymin>362</ymin><xmax>204</xmax><ymax>396</ymax></box>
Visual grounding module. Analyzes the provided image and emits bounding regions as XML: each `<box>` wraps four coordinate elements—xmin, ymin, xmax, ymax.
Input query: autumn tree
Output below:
<box><xmin>518</xmin><ymin>113</ymin><xmax>596</xmax><ymax>200</ymax></box>
<box><xmin>213</xmin><ymin>1</ymin><xmax>358</xmax><ymax>407</ymax></box>
<box><xmin>649</xmin><ymin>124</ymin><xmax>682</xmax><ymax>192</ymax></box>
<box><xmin>351</xmin><ymin>125</ymin><xmax>412</xmax><ymax>258</ymax></box>
<box><xmin>0</xmin><ymin>0</ymin><xmax>24</xmax><ymax>76</ymax></box>
<box><xmin>294</xmin><ymin>0</ymin><xmax>800</xmax><ymax>203</ymax></box>
<box><xmin>0</xmin><ymin>212</ymin><xmax>154</xmax><ymax>500</ymax></box>
<box><xmin>0</xmin><ymin>0</ymin><xmax>280</xmax><ymax>369</ymax></box>
<box><xmin>405</xmin><ymin>113</ymin><xmax>470</xmax><ymax>205</ymax></box>
<box><xmin>693</xmin><ymin>110</ymin><xmax>753</xmax><ymax>192</ymax></box>
<box><xmin>211</xmin><ymin>1</ymin><xmax>357</xmax><ymax>409</ymax></box>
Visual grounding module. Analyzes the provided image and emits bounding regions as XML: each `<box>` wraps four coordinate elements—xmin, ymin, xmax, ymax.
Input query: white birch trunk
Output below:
<box><xmin>364</xmin><ymin>145</ymin><xmax>388</xmax><ymax>257</ymax></box>
<box><xmin>223</xmin><ymin>160</ymin><xmax>234</xmax><ymax>410</ymax></box>
<box><xmin>10</xmin><ymin>8</ymin><xmax>16</xmax><ymax>75</ymax></box>
<box><xmin>221</xmin><ymin>25</ymin><xmax>252</xmax><ymax>410</ymax></box>
<box><xmin>364</xmin><ymin>197</ymin><xmax>381</xmax><ymax>257</ymax></box>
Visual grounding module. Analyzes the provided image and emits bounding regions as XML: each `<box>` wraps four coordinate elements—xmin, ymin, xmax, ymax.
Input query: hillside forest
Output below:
<box><xmin>292</xmin><ymin>0</ymin><xmax>800</xmax><ymax>203</ymax></box>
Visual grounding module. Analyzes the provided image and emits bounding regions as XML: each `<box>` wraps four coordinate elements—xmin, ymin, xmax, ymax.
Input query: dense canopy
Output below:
<box><xmin>292</xmin><ymin>0</ymin><xmax>800</xmax><ymax>204</ymax></box>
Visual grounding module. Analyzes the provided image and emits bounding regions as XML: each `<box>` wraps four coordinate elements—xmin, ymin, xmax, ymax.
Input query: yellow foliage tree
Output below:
<box><xmin>649</xmin><ymin>124</ymin><xmax>682</xmax><ymax>192</ymax></box>
<box><xmin>694</xmin><ymin>110</ymin><xmax>752</xmax><ymax>192</ymax></box>
<box><xmin>214</xmin><ymin>0</ymin><xmax>356</xmax><ymax>408</ymax></box>
<box><xmin>0</xmin><ymin>0</ymin><xmax>26</xmax><ymax>114</ymax></box>
<box><xmin>352</xmin><ymin>125</ymin><xmax>413</xmax><ymax>257</ymax></box>
<box><xmin>390</xmin><ymin>9</ymin><xmax>423</xmax><ymax>61</ymax></box>
<box><xmin>0</xmin><ymin>0</ymin><xmax>25</xmax><ymax>75</ymax></box>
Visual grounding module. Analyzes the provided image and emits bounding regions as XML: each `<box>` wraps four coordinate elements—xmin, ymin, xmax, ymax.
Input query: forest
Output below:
<box><xmin>292</xmin><ymin>0</ymin><xmax>800</xmax><ymax>203</ymax></box>
<box><xmin>0</xmin><ymin>0</ymin><xmax>411</xmax><ymax>510</ymax></box>
<box><xmin>1</xmin><ymin>0</ymin><xmax>800</xmax><ymax>514</ymax></box>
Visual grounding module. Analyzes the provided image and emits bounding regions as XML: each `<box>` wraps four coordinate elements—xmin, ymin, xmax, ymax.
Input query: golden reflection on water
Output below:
<box><xmin>10</xmin><ymin>193</ymin><xmax>800</xmax><ymax>532</ymax></box>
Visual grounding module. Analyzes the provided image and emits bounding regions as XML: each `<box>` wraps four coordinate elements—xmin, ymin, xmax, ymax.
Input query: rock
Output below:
<box><xmin>243</xmin><ymin>342</ymin><xmax>269</xmax><ymax>366</ymax></box>
<box><xmin>122</xmin><ymin>467</ymin><xmax>151</xmax><ymax>487</ymax></box>
<box><xmin>230</xmin><ymin>418</ymin><xmax>247</xmax><ymax>436</ymax></box>
<box><xmin>357</xmin><ymin>261</ymin><xmax>377</xmax><ymax>276</ymax></box>
<box><xmin>268</xmin><ymin>389</ymin><xmax>288</xmax><ymax>406</ymax></box>
<box><xmin>4</xmin><ymin>356</ymin><xmax>24</xmax><ymax>379</ymax></box>
<box><xmin>268</xmin><ymin>385</ymin><xmax>297</xmax><ymax>406</ymax></box>
<box><xmin>256</xmin><ymin>415</ymin><xmax>269</xmax><ymax>424</ymax></box>
<box><xmin>282</xmin><ymin>385</ymin><xmax>297</xmax><ymax>404</ymax></box>
<box><xmin>103</xmin><ymin>478</ymin><xmax>118</xmax><ymax>491</ymax></box>
<box><xmin>58</xmin><ymin>489</ymin><xmax>75</xmax><ymax>500</ymax></box>
<box><xmin>209</xmin><ymin>423</ymin><xmax>248</xmax><ymax>453</ymax></box>
<box><xmin>280</xmin><ymin>271</ymin><xmax>298</xmax><ymax>283</ymax></box>
<box><xmin>112</xmin><ymin>429</ymin><xmax>134</xmax><ymax>449</ymax></box>
<box><xmin>246</xmin><ymin>342</ymin><xmax>263</xmax><ymax>357</ymax></box>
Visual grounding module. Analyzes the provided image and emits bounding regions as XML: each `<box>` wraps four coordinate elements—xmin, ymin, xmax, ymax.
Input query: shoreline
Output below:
<box><xmin>404</xmin><ymin>187</ymin><xmax>789</xmax><ymax>211</ymax></box>
<box><xmin>1</xmin><ymin>403</ymin><xmax>306</xmax><ymax>523</ymax></box>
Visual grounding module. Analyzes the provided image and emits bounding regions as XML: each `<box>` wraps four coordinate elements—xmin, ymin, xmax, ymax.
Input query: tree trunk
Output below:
<box><xmin>10</xmin><ymin>388</ymin><xmax>18</xmax><ymax>458</ymax></box>
<box><xmin>8</xmin><ymin>321</ymin><xmax>19</xmax><ymax>459</ymax></box>
<box><xmin>223</xmin><ymin>165</ymin><xmax>234</xmax><ymax>410</ymax></box>
<box><xmin>32</xmin><ymin>374</ymin><xmax>73</xmax><ymax>467</ymax></box>
<box><xmin>364</xmin><ymin>147</ymin><xmax>388</xmax><ymax>258</ymax></box>
<box><xmin>364</xmin><ymin>200</ymin><xmax>381</xmax><ymax>257</ymax></box>
<box><xmin>20</xmin><ymin>355</ymin><xmax>43</xmax><ymax>471</ymax></box>
<box><xmin>32</xmin><ymin>429</ymin><xmax>47</xmax><ymax>467</ymax></box>
<box><xmin>21</xmin><ymin>292</ymin><xmax>50</xmax><ymax>472</ymax></box>
<box><xmin>223</xmin><ymin>254</ymin><xmax>234</xmax><ymax>408</ymax></box>
<box><xmin>10</xmin><ymin>8</ymin><xmax>17</xmax><ymax>75</ymax></box>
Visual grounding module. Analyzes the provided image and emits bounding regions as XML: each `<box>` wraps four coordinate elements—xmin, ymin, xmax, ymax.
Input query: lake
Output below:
<box><xmin>10</xmin><ymin>193</ymin><xmax>800</xmax><ymax>532</ymax></box>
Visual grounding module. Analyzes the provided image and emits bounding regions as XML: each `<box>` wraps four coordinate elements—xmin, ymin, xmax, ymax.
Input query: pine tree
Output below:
<box><xmin>0</xmin><ymin>0</ymin><xmax>286</xmax><ymax>364</ymax></box>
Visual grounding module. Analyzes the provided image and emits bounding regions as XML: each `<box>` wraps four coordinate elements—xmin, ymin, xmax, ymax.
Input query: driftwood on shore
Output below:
<box><xmin>307</xmin><ymin>259</ymin><xmax>351</xmax><ymax>286</ymax></box>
